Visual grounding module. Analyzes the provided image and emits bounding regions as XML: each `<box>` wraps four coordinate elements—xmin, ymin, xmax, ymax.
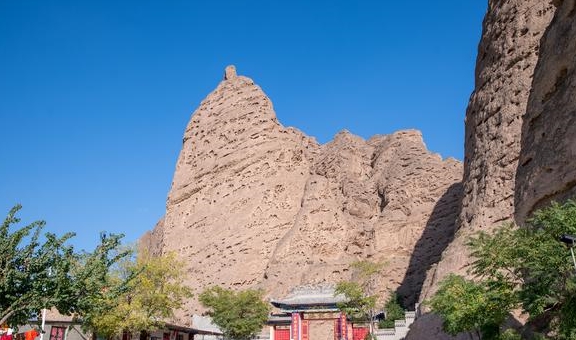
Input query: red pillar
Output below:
<box><xmin>301</xmin><ymin>320</ymin><xmax>309</xmax><ymax>340</ymax></box>
<box><xmin>291</xmin><ymin>312</ymin><xmax>301</xmax><ymax>340</ymax></box>
<box><xmin>340</xmin><ymin>313</ymin><xmax>348</xmax><ymax>340</ymax></box>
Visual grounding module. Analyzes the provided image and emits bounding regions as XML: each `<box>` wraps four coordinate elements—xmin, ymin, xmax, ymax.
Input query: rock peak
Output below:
<box><xmin>224</xmin><ymin>65</ymin><xmax>237</xmax><ymax>80</ymax></box>
<box><xmin>146</xmin><ymin>65</ymin><xmax>463</xmax><ymax>317</ymax></box>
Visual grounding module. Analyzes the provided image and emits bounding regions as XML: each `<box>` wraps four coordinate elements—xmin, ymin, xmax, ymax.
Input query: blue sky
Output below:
<box><xmin>0</xmin><ymin>0</ymin><xmax>487</xmax><ymax>251</ymax></box>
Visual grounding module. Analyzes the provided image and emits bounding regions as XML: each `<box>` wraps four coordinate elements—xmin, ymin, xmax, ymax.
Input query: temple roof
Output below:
<box><xmin>270</xmin><ymin>284</ymin><xmax>347</xmax><ymax>309</ymax></box>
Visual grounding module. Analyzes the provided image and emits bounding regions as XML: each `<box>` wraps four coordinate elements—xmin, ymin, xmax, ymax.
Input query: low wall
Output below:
<box><xmin>376</xmin><ymin>311</ymin><xmax>417</xmax><ymax>340</ymax></box>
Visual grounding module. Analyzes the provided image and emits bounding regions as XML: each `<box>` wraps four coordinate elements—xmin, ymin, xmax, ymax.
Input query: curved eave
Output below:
<box><xmin>270</xmin><ymin>302</ymin><xmax>340</xmax><ymax>311</ymax></box>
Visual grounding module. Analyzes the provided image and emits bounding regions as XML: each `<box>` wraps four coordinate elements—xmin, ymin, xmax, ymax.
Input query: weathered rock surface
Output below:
<box><xmin>156</xmin><ymin>70</ymin><xmax>317</xmax><ymax>318</ymax></box>
<box><xmin>264</xmin><ymin>130</ymin><xmax>462</xmax><ymax>308</ymax></box>
<box><xmin>407</xmin><ymin>1</ymin><xmax>556</xmax><ymax>338</ymax></box>
<box><xmin>148</xmin><ymin>67</ymin><xmax>463</xmax><ymax>317</ymax></box>
<box><xmin>515</xmin><ymin>0</ymin><xmax>576</xmax><ymax>223</ymax></box>
<box><xmin>419</xmin><ymin>0</ymin><xmax>556</xmax><ymax>301</ymax></box>
<box><xmin>405</xmin><ymin>314</ymin><xmax>479</xmax><ymax>340</ymax></box>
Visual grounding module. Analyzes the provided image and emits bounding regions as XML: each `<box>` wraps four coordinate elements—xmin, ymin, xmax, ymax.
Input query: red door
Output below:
<box><xmin>274</xmin><ymin>328</ymin><xmax>290</xmax><ymax>340</ymax></box>
<box><xmin>352</xmin><ymin>327</ymin><xmax>369</xmax><ymax>340</ymax></box>
<box><xmin>49</xmin><ymin>327</ymin><xmax>65</xmax><ymax>340</ymax></box>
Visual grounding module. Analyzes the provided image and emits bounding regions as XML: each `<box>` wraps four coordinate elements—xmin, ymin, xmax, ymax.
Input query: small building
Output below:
<box><xmin>268</xmin><ymin>285</ymin><xmax>369</xmax><ymax>340</ymax></box>
<box><xmin>17</xmin><ymin>310</ymin><xmax>220</xmax><ymax>340</ymax></box>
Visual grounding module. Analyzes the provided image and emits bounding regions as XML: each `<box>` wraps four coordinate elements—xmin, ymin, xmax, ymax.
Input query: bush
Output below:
<box><xmin>378</xmin><ymin>293</ymin><xmax>405</xmax><ymax>329</ymax></box>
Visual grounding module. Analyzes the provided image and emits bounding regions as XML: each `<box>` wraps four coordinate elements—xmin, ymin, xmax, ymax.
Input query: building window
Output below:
<box><xmin>122</xmin><ymin>331</ymin><xmax>132</xmax><ymax>340</ymax></box>
<box><xmin>49</xmin><ymin>327</ymin><xmax>66</xmax><ymax>340</ymax></box>
<box><xmin>176</xmin><ymin>334</ymin><xmax>184</xmax><ymax>340</ymax></box>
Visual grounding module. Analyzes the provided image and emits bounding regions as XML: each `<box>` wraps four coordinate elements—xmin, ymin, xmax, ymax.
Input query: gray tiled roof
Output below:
<box><xmin>270</xmin><ymin>284</ymin><xmax>347</xmax><ymax>307</ymax></box>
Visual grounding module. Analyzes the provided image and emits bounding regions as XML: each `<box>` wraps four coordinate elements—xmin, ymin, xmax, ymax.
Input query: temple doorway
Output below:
<box><xmin>308</xmin><ymin>320</ymin><xmax>333</xmax><ymax>340</ymax></box>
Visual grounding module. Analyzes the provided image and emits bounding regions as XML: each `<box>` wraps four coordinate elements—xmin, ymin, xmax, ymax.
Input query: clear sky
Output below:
<box><xmin>0</xmin><ymin>1</ymin><xmax>488</xmax><ymax>251</ymax></box>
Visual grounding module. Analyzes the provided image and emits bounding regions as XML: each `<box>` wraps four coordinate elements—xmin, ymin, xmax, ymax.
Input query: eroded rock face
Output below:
<box><xmin>264</xmin><ymin>130</ymin><xmax>462</xmax><ymax>308</ymax></box>
<box><xmin>460</xmin><ymin>0</ymin><xmax>555</xmax><ymax>232</ymax></box>
<box><xmin>406</xmin><ymin>314</ymin><xmax>479</xmax><ymax>340</ymax></box>
<box><xmin>147</xmin><ymin>67</ymin><xmax>463</xmax><ymax>316</ymax></box>
<box><xmin>420</xmin><ymin>0</ymin><xmax>556</xmax><ymax>301</ymax></box>
<box><xmin>515</xmin><ymin>0</ymin><xmax>576</xmax><ymax>223</ymax></box>
<box><xmin>157</xmin><ymin>72</ymin><xmax>317</xmax><ymax>318</ymax></box>
<box><xmin>408</xmin><ymin>1</ymin><xmax>556</xmax><ymax>338</ymax></box>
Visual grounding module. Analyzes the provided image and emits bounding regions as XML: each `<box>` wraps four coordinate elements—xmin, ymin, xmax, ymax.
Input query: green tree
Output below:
<box><xmin>497</xmin><ymin>329</ymin><xmax>522</xmax><ymax>340</ymax></box>
<box><xmin>429</xmin><ymin>200</ymin><xmax>576</xmax><ymax>339</ymax></box>
<box><xmin>0</xmin><ymin>205</ymin><xmax>129</xmax><ymax>328</ymax></box>
<box><xmin>335</xmin><ymin>260</ymin><xmax>386</xmax><ymax>336</ymax></box>
<box><xmin>428</xmin><ymin>274</ymin><xmax>516</xmax><ymax>339</ymax></box>
<box><xmin>85</xmin><ymin>249</ymin><xmax>193</xmax><ymax>340</ymax></box>
<box><xmin>0</xmin><ymin>205</ymin><xmax>75</xmax><ymax>326</ymax></box>
<box><xmin>73</xmin><ymin>233</ymin><xmax>134</xmax><ymax>315</ymax></box>
<box><xmin>199</xmin><ymin>286</ymin><xmax>270</xmax><ymax>340</ymax></box>
<box><xmin>379</xmin><ymin>293</ymin><xmax>404</xmax><ymax>329</ymax></box>
<box><xmin>469</xmin><ymin>201</ymin><xmax>576</xmax><ymax>338</ymax></box>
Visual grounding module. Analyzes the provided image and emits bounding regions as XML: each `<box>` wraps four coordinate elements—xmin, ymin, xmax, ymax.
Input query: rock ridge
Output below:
<box><xmin>148</xmin><ymin>66</ymin><xmax>463</xmax><ymax>316</ymax></box>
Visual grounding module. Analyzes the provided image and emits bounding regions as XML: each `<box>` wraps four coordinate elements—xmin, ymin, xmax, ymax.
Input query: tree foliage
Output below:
<box><xmin>85</xmin><ymin>249</ymin><xmax>192</xmax><ymax>339</ymax></box>
<box><xmin>429</xmin><ymin>274</ymin><xmax>516</xmax><ymax>339</ymax></box>
<box><xmin>429</xmin><ymin>200</ymin><xmax>576</xmax><ymax>339</ymax></box>
<box><xmin>0</xmin><ymin>205</ymin><xmax>128</xmax><ymax>328</ymax></box>
<box><xmin>0</xmin><ymin>205</ymin><xmax>75</xmax><ymax>326</ymax></box>
<box><xmin>68</xmin><ymin>232</ymin><xmax>133</xmax><ymax>327</ymax></box>
<box><xmin>335</xmin><ymin>260</ymin><xmax>386</xmax><ymax>335</ymax></box>
<box><xmin>379</xmin><ymin>293</ymin><xmax>405</xmax><ymax>329</ymax></box>
<box><xmin>335</xmin><ymin>281</ymin><xmax>377</xmax><ymax>321</ymax></box>
<box><xmin>199</xmin><ymin>286</ymin><xmax>270</xmax><ymax>340</ymax></box>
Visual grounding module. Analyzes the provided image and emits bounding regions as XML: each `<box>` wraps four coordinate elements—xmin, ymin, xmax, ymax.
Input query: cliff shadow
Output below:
<box><xmin>396</xmin><ymin>182</ymin><xmax>463</xmax><ymax>309</ymax></box>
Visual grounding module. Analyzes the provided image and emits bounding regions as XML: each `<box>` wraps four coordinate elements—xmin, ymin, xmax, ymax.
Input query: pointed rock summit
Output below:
<box><xmin>224</xmin><ymin>65</ymin><xmax>237</xmax><ymax>80</ymax></box>
<box><xmin>145</xmin><ymin>67</ymin><xmax>463</xmax><ymax>317</ymax></box>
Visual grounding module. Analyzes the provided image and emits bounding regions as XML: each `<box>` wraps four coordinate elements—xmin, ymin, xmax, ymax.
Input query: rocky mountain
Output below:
<box><xmin>407</xmin><ymin>0</ymin><xmax>576</xmax><ymax>338</ymax></box>
<box><xmin>515</xmin><ymin>0</ymin><xmax>576</xmax><ymax>224</ymax></box>
<box><xmin>144</xmin><ymin>1</ymin><xmax>576</xmax><ymax>334</ymax></box>
<box><xmin>417</xmin><ymin>0</ymin><xmax>556</xmax><ymax>304</ymax></box>
<box><xmin>146</xmin><ymin>65</ymin><xmax>463</xmax><ymax>318</ymax></box>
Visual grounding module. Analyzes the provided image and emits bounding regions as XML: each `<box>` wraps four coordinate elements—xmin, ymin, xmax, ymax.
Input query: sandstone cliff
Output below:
<box><xmin>263</xmin><ymin>130</ymin><xmax>462</xmax><ymax>309</ymax></box>
<box><xmin>148</xmin><ymin>66</ymin><xmax>462</xmax><ymax>317</ymax></box>
<box><xmin>407</xmin><ymin>1</ymin><xmax>557</xmax><ymax>338</ymax></box>
<box><xmin>158</xmin><ymin>66</ymin><xmax>317</xmax><ymax>307</ymax></box>
<box><xmin>515</xmin><ymin>0</ymin><xmax>576</xmax><ymax>224</ymax></box>
<box><xmin>419</xmin><ymin>0</ymin><xmax>556</xmax><ymax>304</ymax></box>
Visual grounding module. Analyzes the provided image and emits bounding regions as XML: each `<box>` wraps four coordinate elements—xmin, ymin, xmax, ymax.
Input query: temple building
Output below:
<box><xmin>267</xmin><ymin>285</ymin><xmax>369</xmax><ymax>340</ymax></box>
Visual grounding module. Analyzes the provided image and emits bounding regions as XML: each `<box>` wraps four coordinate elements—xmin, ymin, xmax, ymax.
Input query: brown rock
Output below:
<box><xmin>409</xmin><ymin>1</ymin><xmax>556</xmax><ymax>338</ymax></box>
<box><xmin>263</xmin><ymin>130</ymin><xmax>462</xmax><ymax>308</ymax></box>
<box><xmin>515</xmin><ymin>0</ymin><xmax>576</xmax><ymax>223</ymax></box>
<box><xmin>421</xmin><ymin>0</ymin><xmax>556</xmax><ymax>300</ymax></box>
<box><xmin>147</xmin><ymin>67</ymin><xmax>462</xmax><ymax>316</ymax></box>
<box><xmin>224</xmin><ymin>65</ymin><xmax>237</xmax><ymax>80</ymax></box>
<box><xmin>405</xmin><ymin>314</ymin><xmax>479</xmax><ymax>340</ymax></box>
<box><xmin>154</xmin><ymin>69</ymin><xmax>318</xmax><ymax>315</ymax></box>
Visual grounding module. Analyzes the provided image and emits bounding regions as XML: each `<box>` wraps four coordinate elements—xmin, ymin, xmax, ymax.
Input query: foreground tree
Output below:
<box><xmin>429</xmin><ymin>200</ymin><xmax>576</xmax><ymax>339</ymax></box>
<box><xmin>84</xmin><ymin>249</ymin><xmax>192</xmax><ymax>340</ymax></box>
<box><xmin>0</xmin><ymin>205</ymin><xmax>75</xmax><ymax>326</ymax></box>
<box><xmin>0</xmin><ymin>205</ymin><xmax>128</xmax><ymax>327</ymax></box>
<box><xmin>429</xmin><ymin>274</ymin><xmax>516</xmax><ymax>339</ymax></box>
<box><xmin>199</xmin><ymin>286</ymin><xmax>270</xmax><ymax>340</ymax></box>
<box><xmin>335</xmin><ymin>260</ymin><xmax>386</xmax><ymax>337</ymax></box>
<box><xmin>379</xmin><ymin>293</ymin><xmax>405</xmax><ymax>329</ymax></box>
